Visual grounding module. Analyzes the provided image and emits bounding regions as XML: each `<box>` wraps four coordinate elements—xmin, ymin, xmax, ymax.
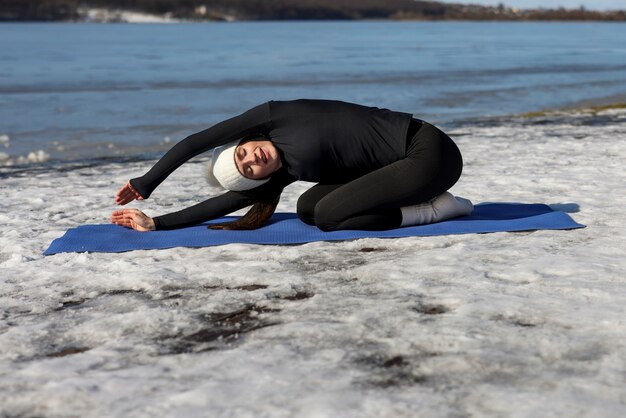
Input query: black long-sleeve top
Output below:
<box><xmin>130</xmin><ymin>99</ymin><xmax>413</xmax><ymax>230</ymax></box>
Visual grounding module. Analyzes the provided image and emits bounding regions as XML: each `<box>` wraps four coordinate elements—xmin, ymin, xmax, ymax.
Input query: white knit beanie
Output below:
<box><xmin>205</xmin><ymin>140</ymin><xmax>271</xmax><ymax>191</ymax></box>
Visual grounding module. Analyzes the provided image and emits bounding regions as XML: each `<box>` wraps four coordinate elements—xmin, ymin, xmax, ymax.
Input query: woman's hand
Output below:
<box><xmin>110</xmin><ymin>209</ymin><xmax>155</xmax><ymax>232</ymax></box>
<box><xmin>115</xmin><ymin>181</ymin><xmax>144</xmax><ymax>205</ymax></box>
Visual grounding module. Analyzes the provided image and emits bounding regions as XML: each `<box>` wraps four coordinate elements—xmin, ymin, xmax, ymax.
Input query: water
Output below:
<box><xmin>1</xmin><ymin>21</ymin><xmax>626</xmax><ymax>163</ymax></box>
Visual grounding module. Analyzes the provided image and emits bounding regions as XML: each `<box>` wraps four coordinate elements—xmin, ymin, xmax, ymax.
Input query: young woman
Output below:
<box><xmin>111</xmin><ymin>99</ymin><xmax>472</xmax><ymax>232</ymax></box>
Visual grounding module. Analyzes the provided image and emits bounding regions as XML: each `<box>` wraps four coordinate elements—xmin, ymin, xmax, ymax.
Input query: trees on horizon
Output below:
<box><xmin>1</xmin><ymin>0</ymin><xmax>624</xmax><ymax>21</ymax></box>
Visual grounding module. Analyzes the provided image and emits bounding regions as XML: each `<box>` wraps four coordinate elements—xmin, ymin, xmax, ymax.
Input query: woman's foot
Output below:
<box><xmin>400</xmin><ymin>192</ymin><xmax>473</xmax><ymax>227</ymax></box>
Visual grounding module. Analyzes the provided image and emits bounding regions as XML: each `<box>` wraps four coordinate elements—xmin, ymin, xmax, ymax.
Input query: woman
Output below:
<box><xmin>111</xmin><ymin>99</ymin><xmax>472</xmax><ymax>232</ymax></box>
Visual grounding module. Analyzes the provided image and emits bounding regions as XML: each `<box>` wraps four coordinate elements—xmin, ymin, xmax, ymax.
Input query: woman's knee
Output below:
<box><xmin>312</xmin><ymin>201</ymin><xmax>342</xmax><ymax>232</ymax></box>
<box><xmin>440</xmin><ymin>135</ymin><xmax>463</xmax><ymax>190</ymax></box>
<box><xmin>296</xmin><ymin>196</ymin><xmax>315</xmax><ymax>225</ymax></box>
<box><xmin>297</xmin><ymin>184</ymin><xmax>343</xmax><ymax>227</ymax></box>
<box><xmin>295</xmin><ymin>192</ymin><xmax>342</xmax><ymax>230</ymax></box>
<box><xmin>297</xmin><ymin>197</ymin><xmax>339</xmax><ymax>230</ymax></box>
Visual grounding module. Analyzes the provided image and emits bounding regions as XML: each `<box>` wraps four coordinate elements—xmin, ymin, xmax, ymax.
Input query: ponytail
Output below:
<box><xmin>207</xmin><ymin>193</ymin><xmax>280</xmax><ymax>230</ymax></box>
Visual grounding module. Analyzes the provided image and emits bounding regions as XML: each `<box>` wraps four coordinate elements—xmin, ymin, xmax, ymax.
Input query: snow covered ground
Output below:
<box><xmin>77</xmin><ymin>8</ymin><xmax>180</xmax><ymax>24</ymax></box>
<box><xmin>1</xmin><ymin>108</ymin><xmax>625</xmax><ymax>417</ymax></box>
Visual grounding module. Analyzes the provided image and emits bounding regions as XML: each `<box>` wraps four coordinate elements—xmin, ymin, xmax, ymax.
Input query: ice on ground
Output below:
<box><xmin>1</xmin><ymin>109</ymin><xmax>625</xmax><ymax>417</ymax></box>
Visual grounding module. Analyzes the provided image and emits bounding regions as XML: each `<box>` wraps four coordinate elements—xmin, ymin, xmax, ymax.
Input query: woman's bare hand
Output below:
<box><xmin>110</xmin><ymin>209</ymin><xmax>155</xmax><ymax>232</ymax></box>
<box><xmin>115</xmin><ymin>181</ymin><xmax>144</xmax><ymax>205</ymax></box>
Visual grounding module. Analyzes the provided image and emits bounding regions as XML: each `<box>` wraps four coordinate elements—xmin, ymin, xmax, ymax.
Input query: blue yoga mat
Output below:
<box><xmin>43</xmin><ymin>203</ymin><xmax>584</xmax><ymax>255</ymax></box>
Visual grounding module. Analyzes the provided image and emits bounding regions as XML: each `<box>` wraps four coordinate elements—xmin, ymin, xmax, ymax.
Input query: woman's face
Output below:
<box><xmin>234</xmin><ymin>139</ymin><xmax>282</xmax><ymax>180</ymax></box>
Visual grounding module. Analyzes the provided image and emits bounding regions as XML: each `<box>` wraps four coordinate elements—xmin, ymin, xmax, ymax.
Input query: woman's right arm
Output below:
<box><xmin>128</xmin><ymin>102</ymin><xmax>272</xmax><ymax>200</ymax></box>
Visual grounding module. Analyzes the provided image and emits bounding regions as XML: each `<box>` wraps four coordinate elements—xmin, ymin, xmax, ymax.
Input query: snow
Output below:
<box><xmin>0</xmin><ymin>149</ymin><xmax>50</xmax><ymax>166</ymax></box>
<box><xmin>1</xmin><ymin>108</ymin><xmax>625</xmax><ymax>417</ymax></box>
<box><xmin>78</xmin><ymin>8</ymin><xmax>180</xmax><ymax>24</ymax></box>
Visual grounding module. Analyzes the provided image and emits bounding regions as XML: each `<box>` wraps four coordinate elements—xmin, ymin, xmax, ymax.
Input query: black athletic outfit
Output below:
<box><xmin>129</xmin><ymin>99</ymin><xmax>463</xmax><ymax>231</ymax></box>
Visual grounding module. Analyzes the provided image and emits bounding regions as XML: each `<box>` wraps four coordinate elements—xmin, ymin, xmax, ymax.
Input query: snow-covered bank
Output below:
<box><xmin>77</xmin><ymin>7</ymin><xmax>180</xmax><ymax>23</ymax></box>
<box><xmin>1</xmin><ymin>108</ymin><xmax>625</xmax><ymax>417</ymax></box>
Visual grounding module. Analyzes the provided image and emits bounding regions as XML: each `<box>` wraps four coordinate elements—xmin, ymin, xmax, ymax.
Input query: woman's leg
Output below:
<box><xmin>297</xmin><ymin>183</ymin><xmax>402</xmax><ymax>229</ymax></box>
<box><xmin>297</xmin><ymin>183</ymin><xmax>343</xmax><ymax>226</ymax></box>
<box><xmin>297</xmin><ymin>123</ymin><xmax>463</xmax><ymax>231</ymax></box>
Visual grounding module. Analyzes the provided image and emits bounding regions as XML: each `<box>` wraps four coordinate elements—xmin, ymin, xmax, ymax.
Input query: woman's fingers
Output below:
<box><xmin>111</xmin><ymin>209</ymin><xmax>138</xmax><ymax>227</ymax></box>
<box><xmin>115</xmin><ymin>182</ymin><xmax>143</xmax><ymax>205</ymax></box>
<box><xmin>115</xmin><ymin>186</ymin><xmax>133</xmax><ymax>205</ymax></box>
<box><xmin>110</xmin><ymin>209</ymin><xmax>154</xmax><ymax>232</ymax></box>
<box><xmin>111</xmin><ymin>209</ymin><xmax>139</xmax><ymax>218</ymax></box>
<box><xmin>115</xmin><ymin>192</ymin><xmax>130</xmax><ymax>205</ymax></box>
<box><xmin>116</xmin><ymin>187</ymin><xmax>136</xmax><ymax>205</ymax></box>
<box><xmin>111</xmin><ymin>211</ymin><xmax>130</xmax><ymax>227</ymax></box>
<box><xmin>112</xmin><ymin>183</ymin><xmax>154</xmax><ymax>231</ymax></box>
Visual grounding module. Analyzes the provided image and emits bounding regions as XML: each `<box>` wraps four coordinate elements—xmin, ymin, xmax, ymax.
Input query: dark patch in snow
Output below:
<box><xmin>491</xmin><ymin>314</ymin><xmax>541</xmax><ymax>328</ymax></box>
<box><xmin>158</xmin><ymin>304</ymin><xmax>281</xmax><ymax>354</ymax></box>
<box><xmin>155</xmin><ymin>285</ymin><xmax>186</xmax><ymax>300</ymax></box>
<box><xmin>276</xmin><ymin>290</ymin><xmax>314</xmax><ymax>301</ymax></box>
<box><xmin>46</xmin><ymin>346</ymin><xmax>90</xmax><ymax>357</ymax></box>
<box><xmin>104</xmin><ymin>289</ymin><xmax>145</xmax><ymax>296</ymax></box>
<box><xmin>513</xmin><ymin>320</ymin><xmax>537</xmax><ymax>328</ymax></box>
<box><xmin>201</xmin><ymin>284</ymin><xmax>224</xmax><ymax>290</ymax></box>
<box><xmin>413</xmin><ymin>303</ymin><xmax>451</xmax><ymax>315</ymax></box>
<box><xmin>358</xmin><ymin>247</ymin><xmax>387</xmax><ymax>253</ymax></box>
<box><xmin>353</xmin><ymin>353</ymin><xmax>434</xmax><ymax>388</ymax></box>
<box><xmin>201</xmin><ymin>305</ymin><xmax>281</xmax><ymax>325</ymax></box>
<box><xmin>160</xmin><ymin>293</ymin><xmax>184</xmax><ymax>300</ymax></box>
<box><xmin>54</xmin><ymin>299</ymin><xmax>87</xmax><ymax>310</ymax></box>
<box><xmin>381</xmin><ymin>355</ymin><xmax>408</xmax><ymax>368</ymax></box>
<box><xmin>231</xmin><ymin>284</ymin><xmax>269</xmax><ymax>291</ymax></box>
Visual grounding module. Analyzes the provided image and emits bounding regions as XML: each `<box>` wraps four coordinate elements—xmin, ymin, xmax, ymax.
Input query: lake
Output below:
<box><xmin>1</xmin><ymin>21</ymin><xmax>625</xmax><ymax>162</ymax></box>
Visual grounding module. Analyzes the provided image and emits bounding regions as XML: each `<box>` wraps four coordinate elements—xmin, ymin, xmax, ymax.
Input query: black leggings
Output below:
<box><xmin>296</xmin><ymin>119</ymin><xmax>463</xmax><ymax>231</ymax></box>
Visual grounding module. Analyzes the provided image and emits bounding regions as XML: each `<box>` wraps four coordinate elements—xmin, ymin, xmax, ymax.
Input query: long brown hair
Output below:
<box><xmin>207</xmin><ymin>193</ymin><xmax>281</xmax><ymax>230</ymax></box>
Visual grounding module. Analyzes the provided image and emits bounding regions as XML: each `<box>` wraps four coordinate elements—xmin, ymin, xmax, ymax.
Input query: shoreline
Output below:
<box><xmin>1</xmin><ymin>100</ymin><xmax>625</xmax><ymax>177</ymax></box>
<box><xmin>520</xmin><ymin>103</ymin><xmax>626</xmax><ymax>118</ymax></box>
<box><xmin>452</xmin><ymin>97</ymin><xmax>626</xmax><ymax>124</ymax></box>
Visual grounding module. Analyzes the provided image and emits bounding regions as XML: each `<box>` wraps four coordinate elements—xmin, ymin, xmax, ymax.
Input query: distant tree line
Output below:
<box><xmin>1</xmin><ymin>0</ymin><xmax>624</xmax><ymax>21</ymax></box>
<box><xmin>519</xmin><ymin>7</ymin><xmax>626</xmax><ymax>21</ymax></box>
<box><xmin>0</xmin><ymin>0</ymin><xmax>79</xmax><ymax>20</ymax></box>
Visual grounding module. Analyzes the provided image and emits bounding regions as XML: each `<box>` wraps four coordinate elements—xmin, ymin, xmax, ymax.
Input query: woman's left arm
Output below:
<box><xmin>113</xmin><ymin>168</ymin><xmax>295</xmax><ymax>232</ymax></box>
<box><xmin>150</xmin><ymin>191</ymin><xmax>256</xmax><ymax>230</ymax></box>
<box><xmin>153</xmin><ymin>172</ymin><xmax>294</xmax><ymax>230</ymax></box>
<box><xmin>110</xmin><ymin>192</ymin><xmax>253</xmax><ymax>232</ymax></box>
